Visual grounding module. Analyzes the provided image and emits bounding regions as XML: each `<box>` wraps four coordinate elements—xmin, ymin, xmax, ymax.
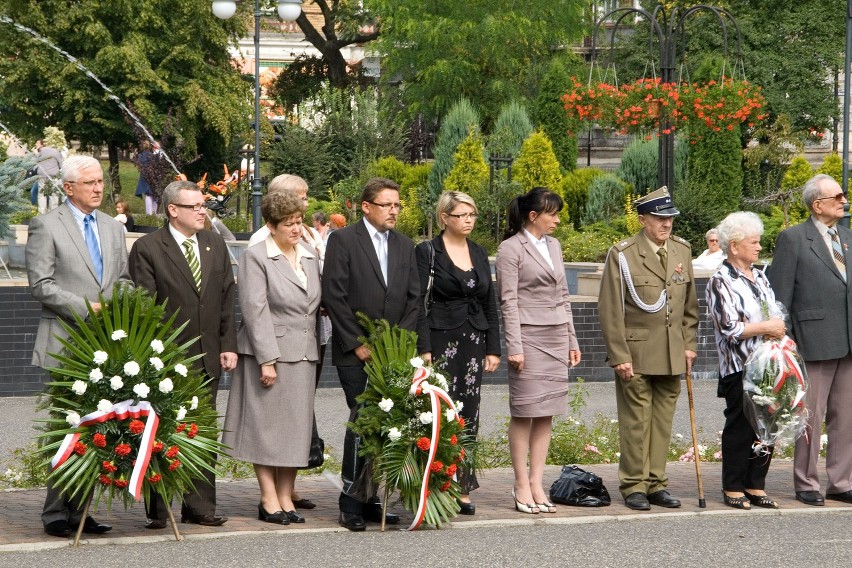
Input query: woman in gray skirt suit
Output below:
<box><xmin>223</xmin><ymin>192</ymin><xmax>321</xmax><ymax>525</ymax></box>
<box><xmin>496</xmin><ymin>187</ymin><xmax>582</xmax><ymax>515</ymax></box>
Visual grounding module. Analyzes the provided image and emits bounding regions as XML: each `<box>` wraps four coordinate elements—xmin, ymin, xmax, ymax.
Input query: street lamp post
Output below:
<box><xmin>591</xmin><ymin>5</ymin><xmax>741</xmax><ymax>193</ymax></box>
<box><xmin>212</xmin><ymin>0</ymin><xmax>302</xmax><ymax>232</ymax></box>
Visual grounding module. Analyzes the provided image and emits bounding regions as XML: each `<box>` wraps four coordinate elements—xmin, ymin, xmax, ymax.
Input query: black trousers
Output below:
<box><xmin>337</xmin><ymin>364</ymin><xmax>378</xmax><ymax>514</ymax></box>
<box><xmin>719</xmin><ymin>371</ymin><xmax>774</xmax><ymax>492</ymax></box>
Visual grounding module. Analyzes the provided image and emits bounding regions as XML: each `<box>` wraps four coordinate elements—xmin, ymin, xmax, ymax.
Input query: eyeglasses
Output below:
<box><xmin>71</xmin><ymin>179</ymin><xmax>104</xmax><ymax>188</ymax></box>
<box><xmin>445</xmin><ymin>212</ymin><xmax>478</xmax><ymax>220</ymax></box>
<box><xmin>814</xmin><ymin>192</ymin><xmax>846</xmax><ymax>203</ymax></box>
<box><xmin>172</xmin><ymin>203</ymin><xmax>206</xmax><ymax>212</ymax></box>
<box><xmin>707</xmin><ymin>239</ymin><xmax>718</xmax><ymax>243</ymax></box>
<box><xmin>368</xmin><ymin>201</ymin><xmax>403</xmax><ymax>211</ymax></box>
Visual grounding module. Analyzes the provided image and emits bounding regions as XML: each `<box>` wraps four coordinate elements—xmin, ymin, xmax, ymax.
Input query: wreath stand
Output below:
<box><xmin>71</xmin><ymin>492</ymin><xmax>183</xmax><ymax>547</ymax></box>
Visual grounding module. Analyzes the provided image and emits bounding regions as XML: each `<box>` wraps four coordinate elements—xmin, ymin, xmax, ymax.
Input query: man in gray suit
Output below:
<box><xmin>27</xmin><ymin>155</ymin><xmax>131</xmax><ymax>537</ymax></box>
<box><xmin>768</xmin><ymin>173</ymin><xmax>852</xmax><ymax>506</ymax></box>
<box><xmin>322</xmin><ymin>177</ymin><xmax>420</xmax><ymax>531</ymax></box>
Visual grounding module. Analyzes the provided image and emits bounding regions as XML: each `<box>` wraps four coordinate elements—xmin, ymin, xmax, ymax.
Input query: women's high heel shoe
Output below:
<box><xmin>722</xmin><ymin>491</ymin><xmax>751</xmax><ymax>510</ymax></box>
<box><xmin>512</xmin><ymin>489</ymin><xmax>539</xmax><ymax>514</ymax></box>
<box><xmin>744</xmin><ymin>491</ymin><xmax>779</xmax><ymax>509</ymax></box>
<box><xmin>535</xmin><ymin>500</ymin><xmax>557</xmax><ymax>513</ymax></box>
<box><xmin>258</xmin><ymin>503</ymin><xmax>290</xmax><ymax>524</ymax></box>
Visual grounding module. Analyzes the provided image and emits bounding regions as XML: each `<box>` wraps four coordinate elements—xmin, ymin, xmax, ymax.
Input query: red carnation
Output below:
<box><xmin>102</xmin><ymin>461</ymin><xmax>118</xmax><ymax>473</ymax></box>
<box><xmin>458</xmin><ymin>417</ymin><xmax>466</xmax><ymax>428</ymax></box>
<box><xmin>187</xmin><ymin>423</ymin><xmax>198</xmax><ymax>438</ymax></box>
<box><xmin>168</xmin><ymin>459</ymin><xmax>181</xmax><ymax>471</ymax></box>
<box><xmin>446</xmin><ymin>464</ymin><xmax>457</xmax><ymax>477</ymax></box>
<box><xmin>440</xmin><ymin>480</ymin><xmax>451</xmax><ymax>492</ymax></box>
<box><xmin>114</xmin><ymin>478</ymin><xmax>129</xmax><ymax>489</ymax></box>
<box><xmin>98</xmin><ymin>474</ymin><xmax>112</xmax><ymax>486</ymax></box>
<box><xmin>176</xmin><ymin>423</ymin><xmax>186</xmax><ymax>433</ymax></box>
<box><xmin>152</xmin><ymin>441</ymin><xmax>164</xmax><ymax>453</ymax></box>
<box><xmin>416</xmin><ymin>437</ymin><xmax>431</xmax><ymax>451</ymax></box>
<box><xmin>129</xmin><ymin>419</ymin><xmax>145</xmax><ymax>435</ymax></box>
<box><xmin>166</xmin><ymin>445</ymin><xmax>180</xmax><ymax>459</ymax></box>
<box><xmin>93</xmin><ymin>433</ymin><xmax>107</xmax><ymax>448</ymax></box>
<box><xmin>147</xmin><ymin>473</ymin><xmax>162</xmax><ymax>483</ymax></box>
<box><xmin>73</xmin><ymin>441</ymin><xmax>87</xmax><ymax>456</ymax></box>
<box><xmin>450</xmin><ymin>435</ymin><xmax>458</xmax><ymax>446</ymax></box>
<box><xmin>114</xmin><ymin>443</ymin><xmax>131</xmax><ymax>457</ymax></box>
<box><xmin>429</xmin><ymin>461</ymin><xmax>444</xmax><ymax>473</ymax></box>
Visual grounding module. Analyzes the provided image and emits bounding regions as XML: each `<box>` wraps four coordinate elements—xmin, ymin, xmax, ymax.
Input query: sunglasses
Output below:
<box><xmin>814</xmin><ymin>192</ymin><xmax>846</xmax><ymax>203</ymax></box>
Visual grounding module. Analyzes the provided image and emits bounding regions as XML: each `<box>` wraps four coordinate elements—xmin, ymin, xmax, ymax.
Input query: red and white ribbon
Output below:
<box><xmin>765</xmin><ymin>336</ymin><xmax>806</xmax><ymax>412</ymax></box>
<box><xmin>406</xmin><ymin>367</ymin><xmax>460</xmax><ymax>531</ymax></box>
<box><xmin>52</xmin><ymin>399</ymin><xmax>160</xmax><ymax>500</ymax></box>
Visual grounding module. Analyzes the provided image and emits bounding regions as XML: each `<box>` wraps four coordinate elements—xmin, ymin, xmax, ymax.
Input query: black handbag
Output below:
<box><xmin>307</xmin><ymin>433</ymin><xmax>325</xmax><ymax>468</ymax></box>
<box><xmin>549</xmin><ymin>465</ymin><xmax>611</xmax><ymax>507</ymax></box>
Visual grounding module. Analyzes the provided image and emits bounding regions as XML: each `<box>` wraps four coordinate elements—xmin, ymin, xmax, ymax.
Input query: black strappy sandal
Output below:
<box><xmin>722</xmin><ymin>491</ymin><xmax>751</xmax><ymax>510</ymax></box>
<box><xmin>745</xmin><ymin>492</ymin><xmax>779</xmax><ymax>509</ymax></box>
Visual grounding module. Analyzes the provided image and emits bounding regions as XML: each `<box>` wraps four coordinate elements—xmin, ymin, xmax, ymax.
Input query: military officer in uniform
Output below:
<box><xmin>598</xmin><ymin>186</ymin><xmax>699</xmax><ymax>511</ymax></box>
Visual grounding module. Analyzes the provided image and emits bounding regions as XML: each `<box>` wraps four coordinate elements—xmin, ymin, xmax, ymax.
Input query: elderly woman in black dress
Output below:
<box><xmin>415</xmin><ymin>191</ymin><xmax>501</xmax><ymax>515</ymax></box>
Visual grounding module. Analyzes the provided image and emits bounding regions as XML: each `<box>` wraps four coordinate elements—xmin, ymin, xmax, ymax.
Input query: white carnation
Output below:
<box><xmin>174</xmin><ymin>364</ymin><xmax>188</xmax><ymax>377</ymax></box>
<box><xmin>455</xmin><ymin>401</ymin><xmax>464</xmax><ymax>413</ymax></box>
<box><xmin>124</xmin><ymin>361</ymin><xmax>140</xmax><ymax>376</ymax></box>
<box><xmin>149</xmin><ymin>357</ymin><xmax>164</xmax><ymax>371</ymax></box>
<box><xmin>97</xmin><ymin>399</ymin><xmax>113</xmax><ymax>413</ymax></box>
<box><xmin>109</xmin><ymin>376</ymin><xmax>124</xmax><ymax>390</ymax></box>
<box><xmin>111</xmin><ymin>329</ymin><xmax>127</xmax><ymax>341</ymax></box>
<box><xmin>158</xmin><ymin>378</ymin><xmax>174</xmax><ymax>394</ymax></box>
<box><xmin>378</xmin><ymin>398</ymin><xmax>394</xmax><ymax>413</ymax></box>
<box><xmin>419</xmin><ymin>411</ymin><xmax>434</xmax><ymax>425</ymax></box>
<box><xmin>92</xmin><ymin>351</ymin><xmax>108</xmax><ymax>365</ymax></box>
<box><xmin>190</xmin><ymin>396</ymin><xmax>199</xmax><ymax>410</ymax></box>
<box><xmin>71</xmin><ymin>380</ymin><xmax>87</xmax><ymax>395</ymax></box>
<box><xmin>133</xmin><ymin>383</ymin><xmax>150</xmax><ymax>399</ymax></box>
<box><xmin>410</xmin><ymin>356</ymin><xmax>424</xmax><ymax>368</ymax></box>
<box><xmin>433</xmin><ymin>373</ymin><xmax>448</xmax><ymax>390</ymax></box>
<box><xmin>445</xmin><ymin>408</ymin><xmax>456</xmax><ymax>422</ymax></box>
<box><xmin>150</xmin><ymin>339</ymin><xmax>164</xmax><ymax>354</ymax></box>
<box><xmin>65</xmin><ymin>411</ymin><xmax>81</xmax><ymax>427</ymax></box>
<box><xmin>387</xmin><ymin>427</ymin><xmax>402</xmax><ymax>442</ymax></box>
<box><xmin>89</xmin><ymin>368</ymin><xmax>103</xmax><ymax>382</ymax></box>
<box><xmin>176</xmin><ymin>406</ymin><xmax>187</xmax><ymax>421</ymax></box>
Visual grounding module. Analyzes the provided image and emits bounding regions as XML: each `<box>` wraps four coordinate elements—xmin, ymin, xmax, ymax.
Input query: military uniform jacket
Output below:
<box><xmin>598</xmin><ymin>232</ymin><xmax>699</xmax><ymax>376</ymax></box>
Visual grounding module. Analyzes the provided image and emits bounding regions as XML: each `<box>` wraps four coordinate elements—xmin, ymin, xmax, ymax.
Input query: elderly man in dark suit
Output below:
<box><xmin>129</xmin><ymin>180</ymin><xmax>237</xmax><ymax>527</ymax></box>
<box><xmin>768</xmin><ymin>173</ymin><xmax>852</xmax><ymax>506</ymax></box>
<box><xmin>598</xmin><ymin>186</ymin><xmax>699</xmax><ymax>512</ymax></box>
<box><xmin>27</xmin><ymin>155</ymin><xmax>131</xmax><ymax>537</ymax></box>
<box><xmin>322</xmin><ymin>177</ymin><xmax>420</xmax><ymax>531</ymax></box>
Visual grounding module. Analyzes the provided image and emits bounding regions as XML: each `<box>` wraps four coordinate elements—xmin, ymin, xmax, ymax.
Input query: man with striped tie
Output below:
<box><xmin>129</xmin><ymin>179</ymin><xmax>237</xmax><ymax>528</ymax></box>
<box><xmin>768</xmin><ymin>174</ymin><xmax>852</xmax><ymax>507</ymax></box>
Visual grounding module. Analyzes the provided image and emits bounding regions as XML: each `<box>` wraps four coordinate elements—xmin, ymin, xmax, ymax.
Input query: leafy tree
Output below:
<box><xmin>445</xmin><ymin>132</ymin><xmax>489</xmax><ymax>204</ymax></box>
<box><xmin>513</xmin><ymin>131</ymin><xmax>563</xmax><ymax>193</ymax></box>
<box><xmin>0</xmin><ymin>0</ymin><xmax>251</xmax><ymax>186</ymax></box>
<box><xmin>370</xmin><ymin>0</ymin><xmax>587</xmax><ymax>124</ymax></box>
<box><xmin>486</xmin><ymin>102</ymin><xmax>534</xmax><ymax>160</ymax></box>
<box><xmin>532</xmin><ymin>54</ymin><xmax>584</xmax><ymax>173</ymax></box>
<box><xmin>266</xmin><ymin>125</ymin><xmax>332</xmax><ymax>193</ymax></box>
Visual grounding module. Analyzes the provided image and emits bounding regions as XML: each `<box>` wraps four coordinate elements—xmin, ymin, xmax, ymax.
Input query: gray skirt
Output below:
<box><xmin>508</xmin><ymin>323</ymin><xmax>572</xmax><ymax>418</ymax></box>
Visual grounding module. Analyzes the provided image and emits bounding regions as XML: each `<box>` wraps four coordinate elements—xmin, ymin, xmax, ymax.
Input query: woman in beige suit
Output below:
<box><xmin>496</xmin><ymin>187</ymin><xmax>581</xmax><ymax>514</ymax></box>
<box><xmin>223</xmin><ymin>192</ymin><xmax>321</xmax><ymax>525</ymax></box>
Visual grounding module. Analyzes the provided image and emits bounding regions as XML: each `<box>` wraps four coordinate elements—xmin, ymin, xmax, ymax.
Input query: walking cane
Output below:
<box><xmin>685</xmin><ymin>370</ymin><xmax>706</xmax><ymax>508</ymax></box>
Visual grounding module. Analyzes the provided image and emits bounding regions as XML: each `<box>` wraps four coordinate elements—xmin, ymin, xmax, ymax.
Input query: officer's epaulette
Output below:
<box><xmin>613</xmin><ymin>235</ymin><xmax>638</xmax><ymax>252</ymax></box>
<box><xmin>670</xmin><ymin>235</ymin><xmax>692</xmax><ymax>248</ymax></box>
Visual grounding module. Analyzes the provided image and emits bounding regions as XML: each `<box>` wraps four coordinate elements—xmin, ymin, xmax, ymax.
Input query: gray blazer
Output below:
<box><xmin>237</xmin><ymin>240</ymin><xmax>321</xmax><ymax>363</ymax></box>
<box><xmin>26</xmin><ymin>202</ymin><xmax>132</xmax><ymax>367</ymax></box>
<box><xmin>767</xmin><ymin>216</ymin><xmax>852</xmax><ymax>362</ymax></box>
<box><xmin>495</xmin><ymin>232</ymin><xmax>579</xmax><ymax>356</ymax></box>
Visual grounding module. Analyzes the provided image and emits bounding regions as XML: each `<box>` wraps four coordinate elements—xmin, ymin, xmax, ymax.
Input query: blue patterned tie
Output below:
<box><xmin>84</xmin><ymin>214</ymin><xmax>103</xmax><ymax>282</ymax></box>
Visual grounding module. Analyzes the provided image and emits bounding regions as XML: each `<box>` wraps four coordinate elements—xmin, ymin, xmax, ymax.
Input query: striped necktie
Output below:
<box><xmin>828</xmin><ymin>227</ymin><xmax>846</xmax><ymax>281</ymax></box>
<box><xmin>182</xmin><ymin>240</ymin><xmax>201</xmax><ymax>290</ymax></box>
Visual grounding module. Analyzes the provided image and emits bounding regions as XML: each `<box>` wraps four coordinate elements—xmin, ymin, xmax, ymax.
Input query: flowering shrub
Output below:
<box><xmin>562</xmin><ymin>76</ymin><xmax>766</xmax><ymax>139</ymax></box>
<box><xmin>36</xmin><ymin>286</ymin><xmax>223</xmax><ymax>509</ymax></box>
<box><xmin>351</xmin><ymin>316</ymin><xmax>473</xmax><ymax>529</ymax></box>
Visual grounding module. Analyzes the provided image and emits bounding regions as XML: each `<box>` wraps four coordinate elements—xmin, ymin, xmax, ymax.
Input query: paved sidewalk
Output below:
<box><xmin>3</xmin><ymin>460</ymin><xmax>850</xmax><ymax>552</ymax></box>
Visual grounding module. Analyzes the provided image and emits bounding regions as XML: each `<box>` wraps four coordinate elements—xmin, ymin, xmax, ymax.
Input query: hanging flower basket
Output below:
<box><xmin>562</xmin><ymin>76</ymin><xmax>766</xmax><ymax>137</ymax></box>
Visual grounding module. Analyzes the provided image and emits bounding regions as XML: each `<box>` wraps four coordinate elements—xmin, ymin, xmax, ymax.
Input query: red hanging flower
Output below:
<box><xmin>440</xmin><ymin>480</ymin><xmax>451</xmax><ymax>492</ymax></box>
<box><xmin>458</xmin><ymin>417</ymin><xmax>466</xmax><ymax>428</ymax></box>
<box><xmin>166</xmin><ymin>445</ymin><xmax>180</xmax><ymax>459</ymax></box>
<box><xmin>176</xmin><ymin>423</ymin><xmax>186</xmax><ymax>433</ymax></box>
<box><xmin>102</xmin><ymin>460</ymin><xmax>118</xmax><ymax>473</ymax></box>
<box><xmin>114</xmin><ymin>478</ymin><xmax>129</xmax><ymax>489</ymax></box>
<box><xmin>152</xmin><ymin>441</ymin><xmax>164</xmax><ymax>453</ymax></box>
<box><xmin>98</xmin><ymin>474</ymin><xmax>112</xmax><ymax>486</ymax></box>
<box><xmin>446</xmin><ymin>464</ymin><xmax>457</xmax><ymax>477</ymax></box>
<box><xmin>429</xmin><ymin>461</ymin><xmax>444</xmax><ymax>473</ymax></box>
<box><xmin>93</xmin><ymin>433</ymin><xmax>107</xmax><ymax>448</ymax></box>
<box><xmin>416</xmin><ymin>437</ymin><xmax>431</xmax><ymax>451</ymax></box>
<box><xmin>128</xmin><ymin>419</ymin><xmax>145</xmax><ymax>435</ymax></box>
<box><xmin>168</xmin><ymin>459</ymin><xmax>181</xmax><ymax>471</ymax></box>
<box><xmin>449</xmin><ymin>435</ymin><xmax>458</xmax><ymax>446</ymax></box>
<box><xmin>73</xmin><ymin>441</ymin><xmax>87</xmax><ymax>456</ymax></box>
<box><xmin>114</xmin><ymin>443</ymin><xmax>132</xmax><ymax>457</ymax></box>
<box><xmin>147</xmin><ymin>473</ymin><xmax>162</xmax><ymax>483</ymax></box>
<box><xmin>187</xmin><ymin>423</ymin><xmax>198</xmax><ymax>438</ymax></box>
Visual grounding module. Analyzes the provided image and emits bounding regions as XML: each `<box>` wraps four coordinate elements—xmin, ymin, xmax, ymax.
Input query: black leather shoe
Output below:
<box><xmin>648</xmin><ymin>490</ymin><xmax>681</xmax><ymax>508</ymax></box>
<box><xmin>363</xmin><ymin>505</ymin><xmax>400</xmax><ymax>524</ymax></box>
<box><xmin>338</xmin><ymin>512</ymin><xmax>366</xmax><ymax>531</ymax></box>
<box><xmin>826</xmin><ymin>490</ymin><xmax>852</xmax><ymax>504</ymax></box>
<box><xmin>258</xmin><ymin>504</ymin><xmax>289</xmax><ymax>525</ymax></box>
<box><xmin>624</xmin><ymin>492</ymin><xmax>651</xmax><ymax>511</ymax></box>
<box><xmin>44</xmin><ymin>520</ymin><xmax>71</xmax><ymax>537</ymax></box>
<box><xmin>144</xmin><ymin>518</ymin><xmax>168</xmax><ymax>529</ymax></box>
<box><xmin>795</xmin><ymin>490</ymin><xmax>825</xmax><ymax>506</ymax></box>
<box><xmin>181</xmin><ymin>513</ymin><xmax>228</xmax><ymax>526</ymax></box>
<box><xmin>293</xmin><ymin>498</ymin><xmax>316</xmax><ymax>510</ymax></box>
<box><xmin>458</xmin><ymin>501</ymin><xmax>476</xmax><ymax>515</ymax></box>
<box><xmin>82</xmin><ymin>516</ymin><xmax>112</xmax><ymax>534</ymax></box>
<box><xmin>284</xmin><ymin>510</ymin><xmax>305</xmax><ymax>523</ymax></box>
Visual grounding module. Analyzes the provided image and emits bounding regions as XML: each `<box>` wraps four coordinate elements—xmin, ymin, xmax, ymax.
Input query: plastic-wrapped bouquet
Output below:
<box><xmin>742</xmin><ymin>302</ymin><xmax>809</xmax><ymax>454</ymax></box>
